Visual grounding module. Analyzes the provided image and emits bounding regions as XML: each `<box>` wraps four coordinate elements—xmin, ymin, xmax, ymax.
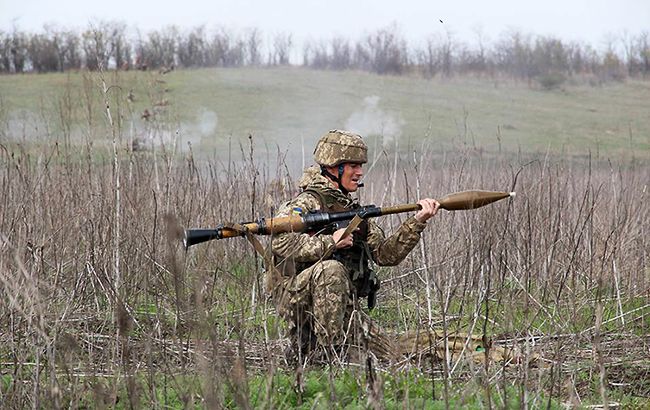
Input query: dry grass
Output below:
<box><xmin>0</xmin><ymin>71</ymin><xmax>648</xmax><ymax>408</ymax></box>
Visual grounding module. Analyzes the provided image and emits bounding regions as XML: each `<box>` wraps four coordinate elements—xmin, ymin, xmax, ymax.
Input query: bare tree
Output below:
<box><xmin>531</xmin><ymin>36</ymin><xmax>569</xmax><ymax>77</ymax></box>
<box><xmin>140</xmin><ymin>26</ymin><xmax>178</xmax><ymax>70</ymax></box>
<box><xmin>27</xmin><ymin>31</ymin><xmax>58</xmax><ymax>72</ymax></box>
<box><xmin>303</xmin><ymin>39</ymin><xmax>328</xmax><ymax>69</ymax></box>
<box><xmin>0</xmin><ymin>31</ymin><xmax>9</xmax><ymax>72</ymax></box>
<box><xmin>9</xmin><ymin>28</ymin><xmax>28</xmax><ymax>73</ymax></box>
<box><xmin>271</xmin><ymin>32</ymin><xmax>292</xmax><ymax>65</ymax></box>
<box><xmin>245</xmin><ymin>28</ymin><xmax>262</xmax><ymax>66</ymax></box>
<box><xmin>600</xmin><ymin>34</ymin><xmax>625</xmax><ymax>81</ymax></box>
<box><xmin>301</xmin><ymin>41</ymin><xmax>311</xmax><ymax>66</ymax></box>
<box><xmin>439</xmin><ymin>29</ymin><xmax>454</xmax><ymax>77</ymax></box>
<box><xmin>416</xmin><ymin>35</ymin><xmax>441</xmax><ymax>78</ymax></box>
<box><xmin>206</xmin><ymin>27</ymin><xmax>245</xmax><ymax>67</ymax></box>
<box><xmin>637</xmin><ymin>31</ymin><xmax>650</xmax><ymax>78</ymax></box>
<box><xmin>178</xmin><ymin>26</ymin><xmax>207</xmax><ymax>67</ymax></box>
<box><xmin>330</xmin><ymin>37</ymin><xmax>351</xmax><ymax>70</ymax></box>
<box><xmin>301</xmin><ymin>36</ymin><xmax>352</xmax><ymax>69</ymax></box>
<box><xmin>565</xmin><ymin>41</ymin><xmax>585</xmax><ymax>75</ymax></box>
<box><xmin>60</xmin><ymin>29</ymin><xmax>81</xmax><ymax>70</ymax></box>
<box><xmin>494</xmin><ymin>30</ymin><xmax>534</xmax><ymax>81</ymax></box>
<box><xmin>107</xmin><ymin>21</ymin><xmax>131</xmax><ymax>70</ymax></box>
<box><xmin>470</xmin><ymin>25</ymin><xmax>489</xmax><ymax>75</ymax></box>
<box><xmin>415</xmin><ymin>31</ymin><xmax>454</xmax><ymax>78</ymax></box>
<box><xmin>82</xmin><ymin>22</ymin><xmax>111</xmax><ymax>70</ymax></box>
<box><xmin>133</xmin><ymin>30</ymin><xmax>148</xmax><ymax>70</ymax></box>
<box><xmin>2</xmin><ymin>20</ymin><xmax>649</xmax><ymax>81</ymax></box>
<box><xmin>355</xmin><ymin>25</ymin><xmax>408</xmax><ymax>75</ymax></box>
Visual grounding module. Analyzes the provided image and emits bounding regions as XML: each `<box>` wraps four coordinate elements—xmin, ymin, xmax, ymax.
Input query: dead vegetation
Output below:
<box><xmin>0</xmin><ymin>66</ymin><xmax>648</xmax><ymax>407</ymax></box>
<box><xmin>0</xmin><ymin>132</ymin><xmax>648</xmax><ymax>407</ymax></box>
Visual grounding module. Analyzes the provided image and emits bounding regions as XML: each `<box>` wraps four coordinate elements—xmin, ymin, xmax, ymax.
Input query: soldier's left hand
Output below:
<box><xmin>333</xmin><ymin>227</ymin><xmax>355</xmax><ymax>249</ymax></box>
<box><xmin>415</xmin><ymin>198</ymin><xmax>440</xmax><ymax>223</ymax></box>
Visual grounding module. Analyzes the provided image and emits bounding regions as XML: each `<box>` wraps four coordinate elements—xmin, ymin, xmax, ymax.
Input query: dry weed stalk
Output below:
<box><xmin>0</xmin><ymin>99</ymin><xmax>648</xmax><ymax>407</ymax></box>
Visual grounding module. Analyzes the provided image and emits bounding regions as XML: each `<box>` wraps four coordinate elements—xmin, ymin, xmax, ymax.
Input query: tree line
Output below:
<box><xmin>1</xmin><ymin>21</ymin><xmax>649</xmax><ymax>84</ymax></box>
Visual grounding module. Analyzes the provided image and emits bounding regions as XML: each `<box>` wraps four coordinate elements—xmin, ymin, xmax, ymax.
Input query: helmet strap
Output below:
<box><xmin>320</xmin><ymin>165</ymin><xmax>349</xmax><ymax>194</ymax></box>
<box><xmin>337</xmin><ymin>164</ymin><xmax>349</xmax><ymax>194</ymax></box>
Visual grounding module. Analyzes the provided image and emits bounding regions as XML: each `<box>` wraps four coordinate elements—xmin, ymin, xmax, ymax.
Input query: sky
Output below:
<box><xmin>1</xmin><ymin>0</ymin><xmax>649</xmax><ymax>50</ymax></box>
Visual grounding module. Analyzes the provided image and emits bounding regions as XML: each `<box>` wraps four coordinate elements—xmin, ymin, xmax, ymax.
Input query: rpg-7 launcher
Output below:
<box><xmin>183</xmin><ymin>190</ymin><xmax>515</xmax><ymax>249</ymax></box>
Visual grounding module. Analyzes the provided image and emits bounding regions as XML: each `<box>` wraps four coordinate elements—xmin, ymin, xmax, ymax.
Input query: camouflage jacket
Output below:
<box><xmin>271</xmin><ymin>166</ymin><xmax>428</xmax><ymax>276</ymax></box>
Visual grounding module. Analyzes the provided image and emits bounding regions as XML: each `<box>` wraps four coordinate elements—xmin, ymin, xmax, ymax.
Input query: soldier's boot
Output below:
<box><xmin>285</xmin><ymin>319</ymin><xmax>318</xmax><ymax>365</ymax></box>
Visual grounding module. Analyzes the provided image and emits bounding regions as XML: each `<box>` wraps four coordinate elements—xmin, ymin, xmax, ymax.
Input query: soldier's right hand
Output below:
<box><xmin>333</xmin><ymin>228</ymin><xmax>354</xmax><ymax>249</ymax></box>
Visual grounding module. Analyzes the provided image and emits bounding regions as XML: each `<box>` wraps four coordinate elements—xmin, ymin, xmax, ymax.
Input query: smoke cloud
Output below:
<box><xmin>177</xmin><ymin>108</ymin><xmax>219</xmax><ymax>150</ymax></box>
<box><xmin>344</xmin><ymin>96</ymin><xmax>404</xmax><ymax>145</ymax></box>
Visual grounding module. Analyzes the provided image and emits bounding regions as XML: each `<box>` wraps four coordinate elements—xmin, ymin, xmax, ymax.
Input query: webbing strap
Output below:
<box><xmin>322</xmin><ymin>214</ymin><xmax>364</xmax><ymax>260</ymax></box>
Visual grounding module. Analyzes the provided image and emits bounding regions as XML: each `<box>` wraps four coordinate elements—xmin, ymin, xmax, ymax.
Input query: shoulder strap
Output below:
<box><xmin>301</xmin><ymin>188</ymin><xmax>327</xmax><ymax>210</ymax></box>
<box><xmin>302</xmin><ymin>188</ymin><xmax>347</xmax><ymax>212</ymax></box>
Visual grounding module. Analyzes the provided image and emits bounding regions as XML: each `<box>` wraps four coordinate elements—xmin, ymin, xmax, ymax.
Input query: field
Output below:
<box><xmin>0</xmin><ymin>68</ymin><xmax>649</xmax><ymax>408</ymax></box>
<box><xmin>2</xmin><ymin>67</ymin><xmax>649</xmax><ymax>163</ymax></box>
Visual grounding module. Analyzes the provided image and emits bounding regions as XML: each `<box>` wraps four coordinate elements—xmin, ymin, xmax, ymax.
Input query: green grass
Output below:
<box><xmin>1</xmin><ymin>68</ymin><xmax>648</xmax><ymax>158</ymax></box>
<box><xmin>0</xmin><ymin>368</ymin><xmax>568</xmax><ymax>409</ymax></box>
<box><xmin>4</xmin><ymin>366</ymin><xmax>645</xmax><ymax>409</ymax></box>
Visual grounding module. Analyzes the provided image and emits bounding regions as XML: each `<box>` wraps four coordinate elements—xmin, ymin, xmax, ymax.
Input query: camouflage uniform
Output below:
<box><xmin>268</xmin><ymin>130</ymin><xmax>428</xmax><ymax>356</ymax></box>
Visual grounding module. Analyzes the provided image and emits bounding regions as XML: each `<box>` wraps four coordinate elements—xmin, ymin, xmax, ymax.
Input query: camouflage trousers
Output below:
<box><xmin>273</xmin><ymin>260</ymin><xmax>355</xmax><ymax>354</ymax></box>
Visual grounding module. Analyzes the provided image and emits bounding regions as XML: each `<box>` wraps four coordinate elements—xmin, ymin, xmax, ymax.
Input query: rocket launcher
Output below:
<box><xmin>183</xmin><ymin>190</ymin><xmax>515</xmax><ymax>249</ymax></box>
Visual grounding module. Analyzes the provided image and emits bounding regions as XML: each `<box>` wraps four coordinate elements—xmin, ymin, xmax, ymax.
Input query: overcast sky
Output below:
<box><xmin>1</xmin><ymin>0</ymin><xmax>649</xmax><ymax>49</ymax></box>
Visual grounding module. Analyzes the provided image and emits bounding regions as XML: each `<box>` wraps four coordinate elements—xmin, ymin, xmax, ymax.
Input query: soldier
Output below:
<box><xmin>269</xmin><ymin>130</ymin><xmax>440</xmax><ymax>361</ymax></box>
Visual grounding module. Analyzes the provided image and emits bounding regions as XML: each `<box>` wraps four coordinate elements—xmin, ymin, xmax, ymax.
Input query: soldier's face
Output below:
<box><xmin>341</xmin><ymin>163</ymin><xmax>364</xmax><ymax>192</ymax></box>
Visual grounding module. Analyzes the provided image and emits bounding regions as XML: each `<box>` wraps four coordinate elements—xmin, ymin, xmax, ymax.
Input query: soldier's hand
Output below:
<box><xmin>333</xmin><ymin>228</ymin><xmax>354</xmax><ymax>249</ymax></box>
<box><xmin>415</xmin><ymin>198</ymin><xmax>440</xmax><ymax>223</ymax></box>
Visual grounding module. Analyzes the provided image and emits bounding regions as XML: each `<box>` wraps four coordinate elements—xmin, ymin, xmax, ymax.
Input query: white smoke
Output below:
<box><xmin>196</xmin><ymin>109</ymin><xmax>218</xmax><ymax>136</ymax></box>
<box><xmin>182</xmin><ymin>108</ymin><xmax>218</xmax><ymax>138</ymax></box>
<box><xmin>177</xmin><ymin>108</ymin><xmax>219</xmax><ymax>151</ymax></box>
<box><xmin>133</xmin><ymin>108</ymin><xmax>218</xmax><ymax>153</ymax></box>
<box><xmin>5</xmin><ymin>109</ymin><xmax>50</xmax><ymax>141</ymax></box>
<box><xmin>344</xmin><ymin>96</ymin><xmax>404</xmax><ymax>145</ymax></box>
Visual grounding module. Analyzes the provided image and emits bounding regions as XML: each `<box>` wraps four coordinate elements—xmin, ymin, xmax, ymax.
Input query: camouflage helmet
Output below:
<box><xmin>313</xmin><ymin>130</ymin><xmax>367</xmax><ymax>167</ymax></box>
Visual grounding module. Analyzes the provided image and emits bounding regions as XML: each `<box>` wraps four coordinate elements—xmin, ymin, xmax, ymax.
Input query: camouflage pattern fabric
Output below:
<box><xmin>273</xmin><ymin>260</ymin><xmax>352</xmax><ymax>348</ymax></box>
<box><xmin>313</xmin><ymin>130</ymin><xmax>368</xmax><ymax>167</ymax></box>
<box><xmin>269</xmin><ymin>166</ymin><xmax>428</xmax><ymax>354</ymax></box>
